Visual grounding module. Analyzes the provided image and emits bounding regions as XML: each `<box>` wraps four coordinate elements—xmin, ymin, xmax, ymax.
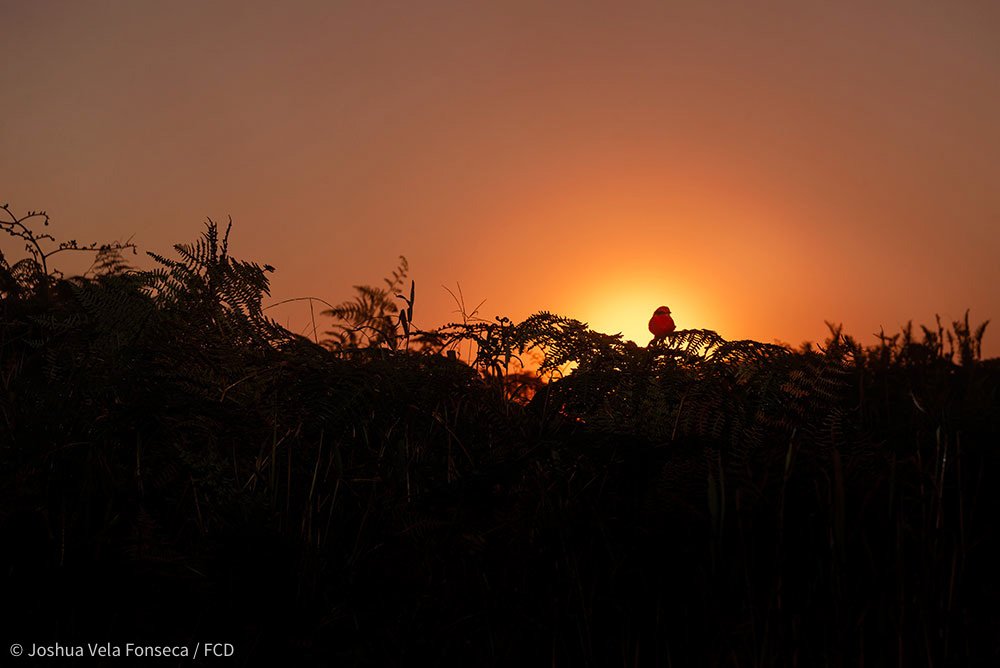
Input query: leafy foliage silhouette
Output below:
<box><xmin>321</xmin><ymin>255</ymin><xmax>412</xmax><ymax>350</ymax></box>
<box><xmin>1</xmin><ymin>204</ymin><xmax>998</xmax><ymax>666</ymax></box>
<box><xmin>1</xmin><ymin>202</ymin><xmax>137</xmax><ymax>302</ymax></box>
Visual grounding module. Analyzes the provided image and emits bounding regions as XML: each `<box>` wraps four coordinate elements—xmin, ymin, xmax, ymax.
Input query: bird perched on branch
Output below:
<box><xmin>648</xmin><ymin>306</ymin><xmax>676</xmax><ymax>340</ymax></box>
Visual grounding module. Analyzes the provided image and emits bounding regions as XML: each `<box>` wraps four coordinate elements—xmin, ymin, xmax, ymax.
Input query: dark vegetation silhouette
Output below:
<box><xmin>2</xmin><ymin>206</ymin><xmax>998</xmax><ymax>666</ymax></box>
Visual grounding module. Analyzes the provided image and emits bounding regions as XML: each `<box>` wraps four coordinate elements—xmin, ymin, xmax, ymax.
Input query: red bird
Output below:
<box><xmin>648</xmin><ymin>306</ymin><xmax>676</xmax><ymax>339</ymax></box>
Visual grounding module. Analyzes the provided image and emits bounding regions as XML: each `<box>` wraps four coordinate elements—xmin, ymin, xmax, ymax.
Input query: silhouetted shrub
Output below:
<box><xmin>1</xmin><ymin>205</ymin><xmax>997</xmax><ymax>666</ymax></box>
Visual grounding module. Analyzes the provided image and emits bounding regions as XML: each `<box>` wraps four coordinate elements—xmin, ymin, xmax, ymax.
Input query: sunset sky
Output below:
<box><xmin>2</xmin><ymin>1</ymin><xmax>999</xmax><ymax>355</ymax></box>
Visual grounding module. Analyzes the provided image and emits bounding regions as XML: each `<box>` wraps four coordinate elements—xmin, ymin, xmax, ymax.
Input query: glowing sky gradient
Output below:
<box><xmin>3</xmin><ymin>1</ymin><xmax>999</xmax><ymax>354</ymax></box>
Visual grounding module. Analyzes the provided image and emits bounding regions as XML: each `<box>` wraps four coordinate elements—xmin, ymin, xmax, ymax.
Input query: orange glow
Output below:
<box><xmin>1</xmin><ymin>3</ymin><xmax>997</xmax><ymax>357</ymax></box>
<box><xmin>573</xmin><ymin>278</ymin><xmax>717</xmax><ymax>346</ymax></box>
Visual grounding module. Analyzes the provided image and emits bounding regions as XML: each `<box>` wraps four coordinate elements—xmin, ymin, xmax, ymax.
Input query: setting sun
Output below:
<box><xmin>573</xmin><ymin>279</ymin><xmax>716</xmax><ymax>346</ymax></box>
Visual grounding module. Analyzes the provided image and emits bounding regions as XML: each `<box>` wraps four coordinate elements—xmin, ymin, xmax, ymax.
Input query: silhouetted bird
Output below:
<box><xmin>648</xmin><ymin>306</ymin><xmax>676</xmax><ymax>340</ymax></box>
